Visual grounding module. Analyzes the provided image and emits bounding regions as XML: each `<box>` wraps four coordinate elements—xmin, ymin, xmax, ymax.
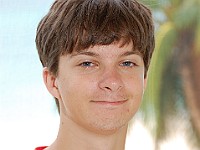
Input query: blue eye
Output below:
<box><xmin>80</xmin><ymin>61</ymin><xmax>94</xmax><ymax>67</ymax></box>
<box><xmin>121</xmin><ymin>61</ymin><xmax>135</xmax><ymax>67</ymax></box>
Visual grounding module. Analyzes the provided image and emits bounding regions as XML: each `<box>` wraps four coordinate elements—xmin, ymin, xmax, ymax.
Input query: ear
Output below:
<box><xmin>43</xmin><ymin>67</ymin><xmax>61</xmax><ymax>100</ymax></box>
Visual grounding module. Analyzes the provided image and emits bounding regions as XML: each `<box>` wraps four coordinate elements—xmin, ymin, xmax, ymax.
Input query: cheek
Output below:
<box><xmin>125</xmin><ymin>78</ymin><xmax>144</xmax><ymax>112</ymax></box>
<box><xmin>59</xmin><ymin>76</ymin><xmax>97</xmax><ymax>103</ymax></box>
<box><xmin>58</xmin><ymin>80</ymin><xmax>85</xmax><ymax>118</ymax></box>
<box><xmin>125</xmin><ymin>75</ymin><xmax>145</xmax><ymax>94</ymax></box>
<box><xmin>124</xmin><ymin>76</ymin><xmax>145</xmax><ymax>111</ymax></box>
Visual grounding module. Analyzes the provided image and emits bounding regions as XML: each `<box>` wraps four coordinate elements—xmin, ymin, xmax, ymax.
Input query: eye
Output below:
<box><xmin>79</xmin><ymin>61</ymin><xmax>96</xmax><ymax>67</ymax></box>
<box><xmin>120</xmin><ymin>61</ymin><xmax>136</xmax><ymax>67</ymax></box>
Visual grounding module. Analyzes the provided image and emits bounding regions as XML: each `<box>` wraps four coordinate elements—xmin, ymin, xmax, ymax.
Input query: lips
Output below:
<box><xmin>90</xmin><ymin>100</ymin><xmax>128</xmax><ymax>106</ymax></box>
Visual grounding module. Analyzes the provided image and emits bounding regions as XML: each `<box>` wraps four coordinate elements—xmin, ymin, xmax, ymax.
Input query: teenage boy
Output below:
<box><xmin>35</xmin><ymin>0</ymin><xmax>155</xmax><ymax>149</ymax></box>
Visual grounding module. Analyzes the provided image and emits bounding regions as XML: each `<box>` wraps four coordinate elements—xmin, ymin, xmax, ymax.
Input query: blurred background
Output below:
<box><xmin>0</xmin><ymin>0</ymin><xmax>200</xmax><ymax>150</ymax></box>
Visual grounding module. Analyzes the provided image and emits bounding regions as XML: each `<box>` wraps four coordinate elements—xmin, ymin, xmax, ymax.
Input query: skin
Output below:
<box><xmin>43</xmin><ymin>41</ymin><xmax>147</xmax><ymax>150</ymax></box>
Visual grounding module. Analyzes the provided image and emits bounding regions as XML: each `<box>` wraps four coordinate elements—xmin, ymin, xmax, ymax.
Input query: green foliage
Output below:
<box><xmin>140</xmin><ymin>0</ymin><xmax>200</xmax><ymax>148</ymax></box>
<box><xmin>141</xmin><ymin>22</ymin><xmax>177</xmax><ymax>131</ymax></box>
<box><xmin>194</xmin><ymin>14</ymin><xmax>200</xmax><ymax>54</ymax></box>
<box><xmin>172</xmin><ymin>0</ymin><xmax>199</xmax><ymax>30</ymax></box>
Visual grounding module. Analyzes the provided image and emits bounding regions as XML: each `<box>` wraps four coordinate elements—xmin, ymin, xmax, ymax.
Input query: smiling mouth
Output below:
<box><xmin>90</xmin><ymin>100</ymin><xmax>128</xmax><ymax>106</ymax></box>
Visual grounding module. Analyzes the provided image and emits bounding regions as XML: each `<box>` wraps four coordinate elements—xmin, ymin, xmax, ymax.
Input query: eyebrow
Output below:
<box><xmin>120</xmin><ymin>51</ymin><xmax>142</xmax><ymax>57</ymax></box>
<box><xmin>70</xmin><ymin>51</ymin><xmax>99</xmax><ymax>58</ymax></box>
<box><xmin>70</xmin><ymin>50</ymin><xmax>142</xmax><ymax>58</ymax></box>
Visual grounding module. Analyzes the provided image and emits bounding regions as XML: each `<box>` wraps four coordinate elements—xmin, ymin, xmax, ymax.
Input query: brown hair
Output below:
<box><xmin>36</xmin><ymin>0</ymin><xmax>155</xmax><ymax>112</ymax></box>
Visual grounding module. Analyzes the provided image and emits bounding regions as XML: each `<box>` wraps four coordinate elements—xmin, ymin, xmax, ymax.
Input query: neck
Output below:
<box><xmin>48</xmin><ymin>115</ymin><xmax>128</xmax><ymax>150</ymax></box>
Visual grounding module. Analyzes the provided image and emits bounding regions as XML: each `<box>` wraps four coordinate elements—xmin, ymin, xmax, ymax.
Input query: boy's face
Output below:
<box><xmin>48</xmin><ymin>41</ymin><xmax>147</xmax><ymax>134</ymax></box>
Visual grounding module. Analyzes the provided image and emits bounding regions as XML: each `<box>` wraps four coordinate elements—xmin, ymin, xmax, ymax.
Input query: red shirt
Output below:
<box><xmin>35</xmin><ymin>146</ymin><xmax>47</xmax><ymax>150</ymax></box>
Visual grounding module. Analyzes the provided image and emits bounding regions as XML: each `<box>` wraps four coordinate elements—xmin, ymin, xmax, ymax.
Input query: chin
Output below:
<box><xmin>86</xmin><ymin>115</ymin><xmax>132</xmax><ymax>135</ymax></box>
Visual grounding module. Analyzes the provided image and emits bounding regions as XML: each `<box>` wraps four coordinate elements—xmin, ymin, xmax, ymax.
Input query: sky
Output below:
<box><xmin>0</xmin><ymin>0</ymin><xmax>60</xmax><ymax>149</ymax></box>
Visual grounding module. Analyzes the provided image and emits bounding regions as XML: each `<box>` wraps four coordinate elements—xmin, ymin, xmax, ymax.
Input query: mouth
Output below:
<box><xmin>90</xmin><ymin>100</ymin><xmax>128</xmax><ymax>106</ymax></box>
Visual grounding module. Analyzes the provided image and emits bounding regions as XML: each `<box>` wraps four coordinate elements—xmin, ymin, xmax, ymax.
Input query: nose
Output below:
<box><xmin>98</xmin><ymin>68</ymin><xmax>124</xmax><ymax>92</ymax></box>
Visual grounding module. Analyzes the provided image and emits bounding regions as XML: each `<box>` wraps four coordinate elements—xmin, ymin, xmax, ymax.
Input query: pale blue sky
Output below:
<box><xmin>0</xmin><ymin>1</ymin><xmax>60</xmax><ymax>149</ymax></box>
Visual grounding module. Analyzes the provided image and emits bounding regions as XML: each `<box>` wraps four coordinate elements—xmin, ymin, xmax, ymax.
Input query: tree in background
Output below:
<box><xmin>140</xmin><ymin>0</ymin><xmax>200</xmax><ymax>149</ymax></box>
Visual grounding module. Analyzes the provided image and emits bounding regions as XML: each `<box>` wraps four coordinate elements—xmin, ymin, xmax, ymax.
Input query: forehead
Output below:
<box><xmin>71</xmin><ymin>41</ymin><xmax>142</xmax><ymax>57</ymax></box>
